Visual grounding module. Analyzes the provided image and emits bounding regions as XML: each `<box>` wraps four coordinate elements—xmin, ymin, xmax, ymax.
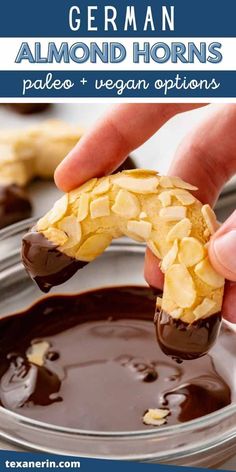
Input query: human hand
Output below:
<box><xmin>54</xmin><ymin>103</ymin><xmax>236</xmax><ymax>322</ymax></box>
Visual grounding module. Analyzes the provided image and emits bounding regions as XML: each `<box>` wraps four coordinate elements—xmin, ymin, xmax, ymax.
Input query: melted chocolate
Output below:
<box><xmin>0</xmin><ymin>286</ymin><xmax>232</xmax><ymax>431</ymax></box>
<box><xmin>5</xmin><ymin>104</ymin><xmax>50</xmax><ymax>114</ymax></box>
<box><xmin>22</xmin><ymin>230</ymin><xmax>87</xmax><ymax>293</ymax></box>
<box><xmin>0</xmin><ymin>184</ymin><xmax>32</xmax><ymax>229</ymax></box>
<box><xmin>156</xmin><ymin>310</ymin><xmax>222</xmax><ymax>361</ymax></box>
<box><xmin>22</xmin><ymin>230</ymin><xmax>223</xmax><ymax>360</ymax></box>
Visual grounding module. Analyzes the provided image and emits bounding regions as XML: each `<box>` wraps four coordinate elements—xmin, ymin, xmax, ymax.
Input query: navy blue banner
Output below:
<box><xmin>0</xmin><ymin>451</ymin><xmax>232</xmax><ymax>472</ymax></box>
<box><xmin>0</xmin><ymin>0</ymin><xmax>235</xmax><ymax>38</ymax></box>
<box><xmin>0</xmin><ymin>71</ymin><xmax>235</xmax><ymax>98</ymax></box>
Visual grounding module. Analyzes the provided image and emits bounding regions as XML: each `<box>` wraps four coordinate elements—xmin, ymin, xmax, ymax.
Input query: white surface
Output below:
<box><xmin>0</xmin><ymin>103</ymin><xmax>207</xmax><ymax>176</ymax></box>
<box><xmin>0</xmin><ymin>103</ymin><xmax>234</xmax><ymax>180</ymax></box>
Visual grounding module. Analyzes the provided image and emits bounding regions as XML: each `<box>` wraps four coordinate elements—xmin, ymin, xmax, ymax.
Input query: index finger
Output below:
<box><xmin>169</xmin><ymin>104</ymin><xmax>236</xmax><ymax>206</ymax></box>
<box><xmin>55</xmin><ymin>103</ymin><xmax>203</xmax><ymax>192</ymax></box>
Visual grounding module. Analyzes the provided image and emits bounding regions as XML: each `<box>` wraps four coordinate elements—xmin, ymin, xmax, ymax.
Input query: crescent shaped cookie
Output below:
<box><xmin>0</xmin><ymin>120</ymin><xmax>83</xmax><ymax>186</ymax></box>
<box><xmin>22</xmin><ymin>169</ymin><xmax>225</xmax><ymax>359</ymax></box>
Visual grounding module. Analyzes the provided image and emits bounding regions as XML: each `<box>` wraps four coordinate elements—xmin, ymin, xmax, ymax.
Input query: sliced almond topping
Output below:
<box><xmin>112</xmin><ymin>189</ymin><xmax>140</xmax><ymax>218</ymax></box>
<box><xmin>193</xmin><ymin>298</ymin><xmax>217</xmax><ymax>320</ymax></box>
<box><xmin>161</xmin><ymin>240</ymin><xmax>178</xmax><ymax>273</ymax></box>
<box><xmin>195</xmin><ymin>258</ymin><xmax>224</xmax><ymax>288</ymax></box>
<box><xmin>156</xmin><ymin>297</ymin><xmax>163</xmax><ymax>309</ymax></box>
<box><xmin>178</xmin><ymin>237</ymin><xmax>205</xmax><ymax>267</ymax></box>
<box><xmin>76</xmin><ymin>233</ymin><xmax>112</xmax><ymax>261</ymax></box>
<box><xmin>77</xmin><ymin>193</ymin><xmax>90</xmax><ymax>222</ymax></box>
<box><xmin>159</xmin><ymin>206</ymin><xmax>186</xmax><ymax>221</ymax></box>
<box><xmin>114</xmin><ymin>175</ymin><xmax>158</xmax><ymax>193</ymax></box>
<box><xmin>90</xmin><ymin>196</ymin><xmax>110</xmax><ymax>219</ymax></box>
<box><xmin>201</xmin><ymin>204</ymin><xmax>219</xmax><ymax>235</ymax></box>
<box><xmin>147</xmin><ymin>240</ymin><xmax>162</xmax><ymax>259</ymax></box>
<box><xmin>171</xmin><ymin>176</ymin><xmax>198</xmax><ymax>191</ymax></box>
<box><xmin>165</xmin><ymin>264</ymin><xmax>196</xmax><ymax>308</ymax></box>
<box><xmin>43</xmin><ymin>227</ymin><xmax>68</xmax><ymax>246</ymax></box>
<box><xmin>127</xmin><ymin>220</ymin><xmax>152</xmax><ymax>240</ymax></box>
<box><xmin>37</xmin><ymin>194</ymin><xmax>68</xmax><ymax>230</ymax></box>
<box><xmin>167</xmin><ymin>218</ymin><xmax>192</xmax><ymax>242</ymax></box>
<box><xmin>124</xmin><ymin>169</ymin><xmax>158</xmax><ymax>177</ymax></box>
<box><xmin>170</xmin><ymin>308</ymin><xmax>183</xmax><ymax>319</ymax></box>
<box><xmin>139</xmin><ymin>211</ymin><xmax>147</xmax><ymax>219</ymax></box>
<box><xmin>204</xmin><ymin>228</ymin><xmax>211</xmax><ymax>238</ymax></box>
<box><xmin>49</xmin><ymin>194</ymin><xmax>69</xmax><ymax>223</ymax></box>
<box><xmin>158</xmin><ymin>191</ymin><xmax>172</xmax><ymax>207</ymax></box>
<box><xmin>171</xmin><ymin>189</ymin><xmax>196</xmax><ymax>206</ymax></box>
<box><xmin>37</xmin><ymin>214</ymin><xmax>50</xmax><ymax>232</ymax></box>
<box><xmin>69</xmin><ymin>178</ymin><xmax>97</xmax><ymax>203</ymax></box>
<box><xmin>143</xmin><ymin>408</ymin><xmax>169</xmax><ymax>426</ymax></box>
<box><xmin>27</xmin><ymin>341</ymin><xmax>50</xmax><ymax>367</ymax></box>
<box><xmin>159</xmin><ymin>176</ymin><xmax>174</xmax><ymax>188</ymax></box>
<box><xmin>92</xmin><ymin>177</ymin><xmax>110</xmax><ymax>195</ymax></box>
<box><xmin>58</xmin><ymin>216</ymin><xmax>82</xmax><ymax>248</ymax></box>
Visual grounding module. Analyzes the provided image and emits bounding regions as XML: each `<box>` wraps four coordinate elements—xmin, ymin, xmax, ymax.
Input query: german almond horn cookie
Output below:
<box><xmin>22</xmin><ymin>170</ymin><xmax>224</xmax><ymax>360</ymax></box>
<box><xmin>0</xmin><ymin>120</ymin><xmax>83</xmax><ymax>186</ymax></box>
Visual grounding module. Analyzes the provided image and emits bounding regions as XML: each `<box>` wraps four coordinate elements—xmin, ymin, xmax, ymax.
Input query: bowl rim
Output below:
<box><xmin>0</xmin><ymin>217</ymin><xmax>236</xmax><ymax>460</ymax></box>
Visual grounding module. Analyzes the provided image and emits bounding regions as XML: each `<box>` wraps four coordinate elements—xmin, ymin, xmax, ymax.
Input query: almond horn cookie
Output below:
<box><xmin>0</xmin><ymin>120</ymin><xmax>83</xmax><ymax>186</ymax></box>
<box><xmin>22</xmin><ymin>170</ymin><xmax>224</xmax><ymax>360</ymax></box>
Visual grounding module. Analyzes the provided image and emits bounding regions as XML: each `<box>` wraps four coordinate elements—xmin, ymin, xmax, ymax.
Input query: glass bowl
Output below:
<box><xmin>0</xmin><ymin>218</ymin><xmax>236</xmax><ymax>467</ymax></box>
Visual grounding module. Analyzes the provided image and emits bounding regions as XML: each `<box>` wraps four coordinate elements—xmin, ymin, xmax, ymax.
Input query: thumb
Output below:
<box><xmin>209</xmin><ymin>210</ymin><xmax>236</xmax><ymax>282</ymax></box>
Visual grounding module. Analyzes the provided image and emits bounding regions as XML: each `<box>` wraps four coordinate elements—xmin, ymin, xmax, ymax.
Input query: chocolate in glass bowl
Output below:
<box><xmin>0</xmin><ymin>286</ymin><xmax>231</xmax><ymax>431</ymax></box>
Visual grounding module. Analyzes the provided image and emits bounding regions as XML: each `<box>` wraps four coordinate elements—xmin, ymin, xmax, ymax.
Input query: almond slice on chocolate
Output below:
<box><xmin>193</xmin><ymin>298</ymin><xmax>216</xmax><ymax>320</ymax></box>
<box><xmin>170</xmin><ymin>307</ymin><xmax>183</xmax><ymax>319</ymax></box>
<box><xmin>43</xmin><ymin>227</ymin><xmax>68</xmax><ymax>246</ymax></box>
<box><xmin>142</xmin><ymin>408</ymin><xmax>169</xmax><ymax>426</ymax></box>
<box><xmin>26</xmin><ymin>341</ymin><xmax>50</xmax><ymax>367</ymax></box>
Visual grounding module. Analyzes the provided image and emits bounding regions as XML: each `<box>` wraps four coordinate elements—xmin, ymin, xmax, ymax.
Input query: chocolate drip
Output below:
<box><xmin>0</xmin><ymin>287</ymin><xmax>231</xmax><ymax>431</ymax></box>
<box><xmin>0</xmin><ymin>184</ymin><xmax>32</xmax><ymax>229</ymax></box>
<box><xmin>22</xmin><ymin>230</ymin><xmax>87</xmax><ymax>293</ymax></box>
<box><xmin>156</xmin><ymin>309</ymin><xmax>222</xmax><ymax>361</ymax></box>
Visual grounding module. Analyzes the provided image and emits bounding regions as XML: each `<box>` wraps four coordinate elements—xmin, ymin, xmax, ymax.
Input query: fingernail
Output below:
<box><xmin>213</xmin><ymin>230</ymin><xmax>236</xmax><ymax>273</ymax></box>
